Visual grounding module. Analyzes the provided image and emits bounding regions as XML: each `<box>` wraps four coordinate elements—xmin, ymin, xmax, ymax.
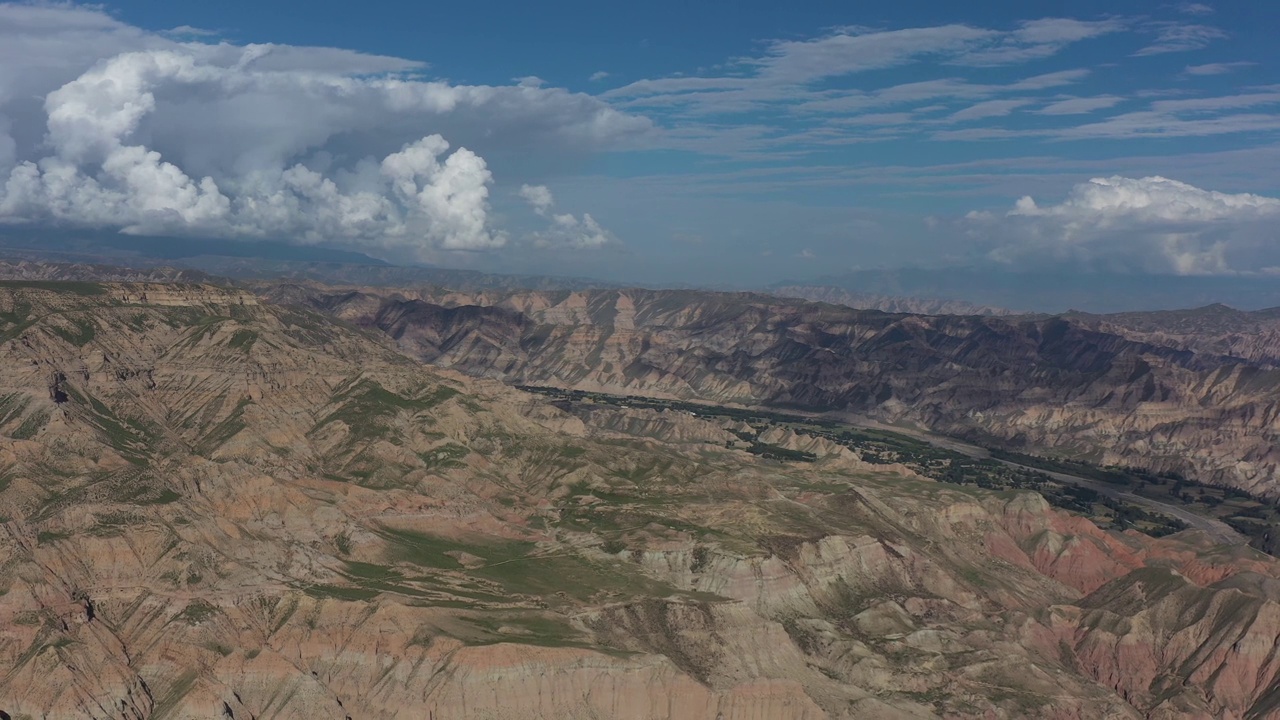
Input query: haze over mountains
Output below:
<box><xmin>785</xmin><ymin>269</ymin><xmax>1280</xmax><ymax>315</ymax></box>
<box><xmin>8</xmin><ymin>232</ymin><xmax>1280</xmax><ymax>314</ymax></box>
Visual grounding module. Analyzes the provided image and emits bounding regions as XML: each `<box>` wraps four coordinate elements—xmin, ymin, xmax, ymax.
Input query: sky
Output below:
<box><xmin>1</xmin><ymin>1</ymin><xmax>1279</xmax><ymax>286</ymax></box>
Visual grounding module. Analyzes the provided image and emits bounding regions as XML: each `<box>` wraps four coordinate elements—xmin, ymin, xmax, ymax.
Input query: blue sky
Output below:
<box><xmin>1</xmin><ymin>1</ymin><xmax>1279</xmax><ymax>285</ymax></box>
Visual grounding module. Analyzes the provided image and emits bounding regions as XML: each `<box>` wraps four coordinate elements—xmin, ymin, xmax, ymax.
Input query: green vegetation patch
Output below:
<box><xmin>123</xmin><ymin>311</ymin><xmax>152</xmax><ymax>332</ymax></box>
<box><xmin>334</xmin><ymin>531</ymin><xmax>353</xmax><ymax>555</ymax></box>
<box><xmin>108</xmin><ymin>474</ymin><xmax>182</xmax><ymax>505</ymax></box>
<box><xmin>379</xmin><ymin>525</ymin><xmax>675</xmax><ymax>602</ymax></box>
<box><xmin>203</xmin><ymin>640</ymin><xmax>233</xmax><ymax>656</ymax></box>
<box><xmin>378</xmin><ymin>526</ymin><xmax>511</xmax><ymax>570</ymax></box>
<box><xmin>148</xmin><ymin>670</ymin><xmax>199</xmax><ymax>720</ymax></box>
<box><xmin>312</xmin><ymin>379</ymin><xmax>460</xmax><ymax>445</ymax></box>
<box><xmin>274</xmin><ymin>305</ymin><xmax>349</xmax><ymax>347</ymax></box>
<box><xmin>172</xmin><ymin>599</ymin><xmax>219</xmax><ymax>625</ymax></box>
<box><xmin>745</xmin><ymin>442</ymin><xmax>816</xmax><ymax>463</ymax></box>
<box><xmin>302</xmin><ymin>583</ymin><xmax>381</xmax><ymax>602</ymax></box>
<box><xmin>146</xmin><ymin>488</ymin><xmax>182</xmax><ymax>505</ymax></box>
<box><xmin>195</xmin><ymin>397</ymin><xmax>253</xmax><ymax>455</ymax></box>
<box><xmin>460</xmin><ymin>612</ymin><xmax>588</xmax><ymax>648</ymax></box>
<box><xmin>62</xmin><ymin>386</ymin><xmax>158</xmax><ymax>463</ymax></box>
<box><xmin>50</xmin><ymin>318</ymin><xmax>96</xmax><ymax>346</ymax></box>
<box><xmin>89</xmin><ymin>510</ymin><xmax>145</xmax><ymax>536</ymax></box>
<box><xmin>11</xmin><ymin>408</ymin><xmax>50</xmax><ymax>440</ymax></box>
<box><xmin>419</xmin><ymin>443</ymin><xmax>470</xmax><ymax>472</ymax></box>
<box><xmin>323</xmin><ymin>445</ymin><xmax>420</xmax><ymax>490</ymax></box>
<box><xmin>226</xmin><ymin>328</ymin><xmax>259</xmax><ymax>352</ymax></box>
<box><xmin>36</xmin><ymin>530</ymin><xmax>70</xmax><ymax>545</ymax></box>
<box><xmin>0</xmin><ymin>392</ymin><xmax>30</xmax><ymax>426</ymax></box>
<box><xmin>178</xmin><ymin>315</ymin><xmax>233</xmax><ymax>348</ymax></box>
<box><xmin>0</xmin><ymin>298</ymin><xmax>33</xmax><ymax>328</ymax></box>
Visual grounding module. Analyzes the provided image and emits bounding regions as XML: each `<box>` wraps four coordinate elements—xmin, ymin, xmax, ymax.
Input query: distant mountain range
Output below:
<box><xmin>0</xmin><ymin>232</ymin><xmax>617</xmax><ymax>293</ymax></box>
<box><xmin>0</xmin><ymin>228</ymin><xmax>388</xmax><ymax>265</ymax></box>
<box><xmin>770</xmin><ymin>285</ymin><xmax>1017</xmax><ymax>316</ymax></box>
<box><xmin>7</xmin><ymin>231</ymin><xmax>1280</xmax><ymax>313</ymax></box>
<box><xmin>787</xmin><ymin>268</ymin><xmax>1280</xmax><ymax>313</ymax></box>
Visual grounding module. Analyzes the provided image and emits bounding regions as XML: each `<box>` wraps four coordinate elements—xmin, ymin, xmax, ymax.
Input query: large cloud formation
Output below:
<box><xmin>0</xmin><ymin>3</ymin><xmax>645</xmax><ymax>259</ymax></box>
<box><xmin>969</xmin><ymin>176</ymin><xmax>1280</xmax><ymax>274</ymax></box>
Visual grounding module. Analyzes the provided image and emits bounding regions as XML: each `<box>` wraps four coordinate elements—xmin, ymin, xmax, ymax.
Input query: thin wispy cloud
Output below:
<box><xmin>600</xmin><ymin>13</ymin><xmax>1270</xmax><ymax>160</ymax></box>
<box><xmin>936</xmin><ymin>111</ymin><xmax>1280</xmax><ymax>142</ymax></box>
<box><xmin>607</xmin><ymin>21</ymin><xmax>1108</xmax><ymax>116</ymax></box>
<box><xmin>756</xmin><ymin>25</ymin><xmax>997</xmax><ymax>82</ymax></box>
<box><xmin>1151</xmin><ymin>92</ymin><xmax>1280</xmax><ymax>113</ymax></box>
<box><xmin>1055</xmin><ymin>112</ymin><xmax>1280</xmax><ymax>140</ymax></box>
<box><xmin>953</xmin><ymin>18</ymin><xmax>1125</xmax><ymax>66</ymax></box>
<box><xmin>1134</xmin><ymin>23</ymin><xmax>1228</xmax><ymax>55</ymax></box>
<box><xmin>950</xmin><ymin>99</ymin><xmax>1032</xmax><ymax>121</ymax></box>
<box><xmin>1037</xmin><ymin>96</ymin><xmax>1124</xmax><ymax>115</ymax></box>
<box><xmin>1007</xmin><ymin>69</ymin><xmax>1092</xmax><ymax>90</ymax></box>
<box><xmin>161</xmin><ymin>25</ymin><xmax>220</xmax><ymax>38</ymax></box>
<box><xmin>1185</xmin><ymin>61</ymin><xmax>1255</xmax><ymax>76</ymax></box>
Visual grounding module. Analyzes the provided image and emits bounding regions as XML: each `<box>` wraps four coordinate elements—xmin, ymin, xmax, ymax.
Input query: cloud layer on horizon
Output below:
<box><xmin>966</xmin><ymin>176</ymin><xmax>1280</xmax><ymax>275</ymax></box>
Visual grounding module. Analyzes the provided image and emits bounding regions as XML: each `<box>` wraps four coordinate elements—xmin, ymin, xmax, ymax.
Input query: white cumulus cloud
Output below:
<box><xmin>517</xmin><ymin>184</ymin><xmax>555</xmax><ymax>214</ymax></box>
<box><xmin>519</xmin><ymin>184</ymin><xmax>617</xmax><ymax>249</ymax></box>
<box><xmin>968</xmin><ymin>176</ymin><xmax>1280</xmax><ymax>275</ymax></box>
<box><xmin>0</xmin><ymin>3</ymin><xmax>648</xmax><ymax>260</ymax></box>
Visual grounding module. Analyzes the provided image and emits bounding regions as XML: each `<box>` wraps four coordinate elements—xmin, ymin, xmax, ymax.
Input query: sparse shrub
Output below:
<box><xmin>334</xmin><ymin>531</ymin><xmax>353</xmax><ymax>556</ymax></box>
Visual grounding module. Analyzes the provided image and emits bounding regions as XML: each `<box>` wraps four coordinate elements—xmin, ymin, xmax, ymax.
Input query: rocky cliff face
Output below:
<box><xmin>5</xmin><ymin>280</ymin><xmax>1280</xmax><ymax>719</ymax></box>
<box><xmin>284</xmin><ymin>286</ymin><xmax>1280</xmax><ymax>497</ymax></box>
